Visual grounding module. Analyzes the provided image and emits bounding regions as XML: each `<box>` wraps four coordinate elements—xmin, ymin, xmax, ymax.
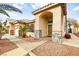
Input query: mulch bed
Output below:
<box><xmin>32</xmin><ymin>40</ymin><xmax>79</xmax><ymax>56</ymax></box>
<box><xmin>0</xmin><ymin>39</ymin><xmax>18</xmax><ymax>55</ymax></box>
<box><xmin>18</xmin><ymin>36</ymin><xmax>41</xmax><ymax>42</ymax></box>
<box><xmin>74</xmin><ymin>33</ymin><xmax>79</xmax><ymax>37</ymax></box>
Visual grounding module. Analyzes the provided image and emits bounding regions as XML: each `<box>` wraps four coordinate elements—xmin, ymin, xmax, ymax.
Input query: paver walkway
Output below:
<box><xmin>63</xmin><ymin>34</ymin><xmax>79</xmax><ymax>48</ymax></box>
<box><xmin>1</xmin><ymin>34</ymin><xmax>48</xmax><ymax>56</ymax></box>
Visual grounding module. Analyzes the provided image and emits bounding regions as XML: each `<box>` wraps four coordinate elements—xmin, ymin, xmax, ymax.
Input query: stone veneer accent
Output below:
<box><xmin>35</xmin><ymin>30</ymin><xmax>42</xmax><ymax>38</ymax></box>
<box><xmin>52</xmin><ymin>31</ymin><xmax>63</xmax><ymax>44</ymax></box>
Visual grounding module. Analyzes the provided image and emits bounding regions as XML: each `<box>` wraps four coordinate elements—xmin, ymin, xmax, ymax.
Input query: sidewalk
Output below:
<box><xmin>1</xmin><ymin>47</ymin><xmax>27</xmax><ymax>56</ymax></box>
<box><xmin>63</xmin><ymin>34</ymin><xmax>79</xmax><ymax>48</ymax></box>
<box><xmin>1</xmin><ymin>34</ymin><xmax>48</xmax><ymax>56</ymax></box>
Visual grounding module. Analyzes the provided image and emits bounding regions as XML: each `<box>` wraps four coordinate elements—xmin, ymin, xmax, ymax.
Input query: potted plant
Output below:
<box><xmin>64</xmin><ymin>33</ymin><xmax>71</xmax><ymax>39</ymax></box>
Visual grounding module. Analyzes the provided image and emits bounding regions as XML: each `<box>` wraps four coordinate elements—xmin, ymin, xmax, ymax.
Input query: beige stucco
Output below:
<box><xmin>4</xmin><ymin>19</ymin><xmax>35</xmax><ymax>37</ymax></box>
<box><xmin>3</xmin><ymin>3</ymin><xmax>67</xmax><ymax>43</ymax></box>
<box><xmin>5</xmin><ymin>20</ymin><xmax>15</xmax><ymax>35</ymax></box>
<box><xmin>32</xmin><ymin>3</ymin><xmax>67</xmax><ymax>43</ymax></box>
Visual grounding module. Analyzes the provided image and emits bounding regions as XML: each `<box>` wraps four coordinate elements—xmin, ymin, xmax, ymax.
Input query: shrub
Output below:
<box><xmin>64</xmin><ymin>33</ymin><xmax>71</xmax><ymax>39</ymax></box>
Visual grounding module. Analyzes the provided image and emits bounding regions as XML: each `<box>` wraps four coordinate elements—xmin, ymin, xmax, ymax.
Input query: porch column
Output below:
<box><xmin>65</xmin><ymin>15</ymin><xmax>67</xmax><ymax>33</ymax></box>
<box><xmin>8</xmin><ymin>29</ymin><xmax>11</xmax><ymax>35</ymax></box>
<box><xmin>9</xmin><ymin>25</ymin><xmax>11</xmax><ymax>35</ymax></box>
<box><xmin>52</xmin><ymin>6</ymin><xmax>63</xmax><ymax>43</ymax></box>
<box><xmin>35</xmin><ymin>16</ymin><xmax>42</xmax><ymax>38</ymax></box>
<box><xmin>62</xmin><ymin>15</ymin><xmax>67</xmax><ymax>36</ymax></box>
<box><xmin>15</xmin><ymin>24</ymin><xmax>19</xmax><ymax>37</ymax></box>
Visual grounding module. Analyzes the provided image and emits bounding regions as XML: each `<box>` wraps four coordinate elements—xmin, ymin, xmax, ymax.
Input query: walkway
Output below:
<box><xmin>63</xmin><ymin>34</ymin><xmax>79</xmax><ymax>48</ymax></box>
<box><xmin>1</xmin><ymin>34</ymin><xmax>49</xmax><ymax>56</ymax></box>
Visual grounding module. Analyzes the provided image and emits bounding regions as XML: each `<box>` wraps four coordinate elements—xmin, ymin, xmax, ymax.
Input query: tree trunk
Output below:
<box><xmin>0</xmin><ymin>34</ymin><xmax>2</xmax><ymax>40</ymax></box>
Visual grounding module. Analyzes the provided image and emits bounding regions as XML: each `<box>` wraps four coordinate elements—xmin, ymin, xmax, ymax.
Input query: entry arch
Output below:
<box><xmin>39</xmin><ymin>11</ymin><xmax>53</xmax><ymax>37</ymax></box>
<box><xmin>33</xmin><ymin>3</ymin><xmax>67</xmax><ymax>43</ymax></box>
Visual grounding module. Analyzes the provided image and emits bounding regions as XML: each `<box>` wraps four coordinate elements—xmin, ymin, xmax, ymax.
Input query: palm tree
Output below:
<box><xmin>0</xmin><ymin>4</ymin><xmax>22</xmax><ymax>17</ymax></box>
<box><xmin>0</xmin><ymin>22</ymin><xmax>6</xmax><ymax>39</ymax></box>
<box><xmin>19</xmin><ymin>23</ymin><xmax>29</xmax><ymax>38</ymax></box>
<box><xmin>67</xmin><ymin>19</ymin><xmax>72</xmax><ymax>33</ymax></box>
<box><xmin>0</xmin><ymin>4</ymin><xmax>22</xmax><ymax>39</ymax></box>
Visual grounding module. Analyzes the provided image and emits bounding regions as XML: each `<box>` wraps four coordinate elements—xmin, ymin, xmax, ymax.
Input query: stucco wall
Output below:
<box><xmin>39</xmin><ymin>17</ymin><xmax>48</xmax><ymax>37</ymax></box>
<box><xmin>50</xmin><ymin>6</ymin><xmax>62</xmax><ymax>32</ymax></box>
<box><xmin>34</xmin><ymin>6</ymin><xmax>65</xmax><ymax>38</ymax></box>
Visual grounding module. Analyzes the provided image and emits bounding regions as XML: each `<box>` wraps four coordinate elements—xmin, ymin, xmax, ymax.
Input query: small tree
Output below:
<box><xmin>19</xmin><ymin>23</ymin><xmax>29</xmax><ymax>38</ymax></box>
<box><xmin>67</xmin><ymin>18</ymin><xmax>79</xmax><ymax>33</ymax></box>
<box><xmin>71</xmin><ymin>19</ymin><xmax>79</xmax><ymax>32</ymax></box>
<box><xmin>0</xmin><ymin>22</ymin><xmax>6</xmax><ymax>39</ymax></box>
<box><xmin>74</xmin><ymin>23</ymin><xmax>79</xmax><ymax>32</ymax></box>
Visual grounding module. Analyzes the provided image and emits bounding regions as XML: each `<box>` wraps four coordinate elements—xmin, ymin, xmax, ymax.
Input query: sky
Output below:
<box><xmin>0</xmin><ymin>3</ymin><xmax>79</xmax><ymax>22</ymax></box>
<box><xmin>67</xmin><ymin>3</ymin><xmax>79</xmax><ymax>22</ymax></box>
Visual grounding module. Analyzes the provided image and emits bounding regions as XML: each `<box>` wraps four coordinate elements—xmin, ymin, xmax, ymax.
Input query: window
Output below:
<box><xmin>29</xmin><ymin>24</ymin><xmax>34</xmax><ymax>32</ymax></box>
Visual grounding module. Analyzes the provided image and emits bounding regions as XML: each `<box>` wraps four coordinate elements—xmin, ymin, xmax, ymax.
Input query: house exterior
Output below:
<box><xmin>2</xmin><ymin>3</ymin><xmax>67</xmax><ymax>43</ymax></box>
<box><xmin>3</xmin><ymin>18</ymin><xmax>35</xmax><ymax>37</ymax></box>
<box><xmin>2</xmin><ymin>18</ymin><xmax>16</xmax><ymax>35</ymax></box>
<box><xmin>32</xmin><ymin>3</ymin><xmax>67</xmax><ymax>43</ymax></box>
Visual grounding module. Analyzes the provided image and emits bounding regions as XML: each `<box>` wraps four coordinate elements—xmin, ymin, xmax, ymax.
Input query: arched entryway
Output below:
<box><xmin>39</xmin><ymin>11</ymin><xmax>53</xmax><ymax>37</ymax></box>
<box><xmin>33</xmin><ymin>3</ymin><xmax>67</xmax><ymax>43</ymax></box>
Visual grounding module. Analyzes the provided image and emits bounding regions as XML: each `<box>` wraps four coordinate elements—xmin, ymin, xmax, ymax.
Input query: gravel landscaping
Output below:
<box><xmin>74</xmin><ymin>32</ymin><xmax>79</xmax><ymax>37</ymax></box>
<box><xmin>32</xmin><ymin>40</ymin><xmax>79</xmax><ymax>56</ymax></box>
<box><xmin>0</xmin><ymin>39</ymin><xmax>18</xmax><ymax>55</ymax></box>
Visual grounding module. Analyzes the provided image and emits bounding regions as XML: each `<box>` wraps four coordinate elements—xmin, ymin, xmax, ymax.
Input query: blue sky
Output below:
<box><xmin>67</xmin><ymin>3</ymin><xmax>79</xmax><ymax>21</ymax></box>
<box><xmin>0</xmin><ymin>3</ymin><xmax>79</xmax><ymax>22</ymax></box>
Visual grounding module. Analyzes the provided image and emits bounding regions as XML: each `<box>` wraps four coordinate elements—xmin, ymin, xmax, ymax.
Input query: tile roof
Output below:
<box><xmin>32</xmin><ymin>3</ymin><xmax>58</xmax><ymax>15</ymax></box>
<box><xmin>32</xmin><ymin>3</ymin><xmax>66</xmax><ymax>15</ymax></box>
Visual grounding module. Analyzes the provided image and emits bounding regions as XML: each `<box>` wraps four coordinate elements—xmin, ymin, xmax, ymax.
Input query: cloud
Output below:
<box><xmin>12</xmin><ymin>3</ymin><xmax>24</xmax><ymax>9</ymax></box>
<box><xmin>39</xmin><ymin>3</ymin><xmax>48</xmax><ymax>7</ymax></box>
<box><xmin>31</xmin><ymin>3</ymin><xmax>48</xmax><ymax>10</ymax></box>
<box><xmin>31</xmin><ymin>3</ymin><xmax>40</xmax><ymax>10</ymax></box>
<box><xmin>8</xmin><ymin>12</ymin><xmax>20</xmax><ymax>18</ymax></box>
<box><xmin>73</xmin><ymin>6</ymin><xmax>79</xmax><ymax>11</ymax></box>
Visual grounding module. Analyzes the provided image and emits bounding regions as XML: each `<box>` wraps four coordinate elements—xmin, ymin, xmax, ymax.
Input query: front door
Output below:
<box><xmin>48</xmin><ymin>25</ymin><xmax>52</xmax><ymax>37</ymax></box>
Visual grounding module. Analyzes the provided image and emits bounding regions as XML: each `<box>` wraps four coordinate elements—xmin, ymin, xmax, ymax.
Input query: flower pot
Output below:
<box><xmin>64</xmin><ymin>33</ymin><xmax>71</xmax><ymax>39</ymax></box>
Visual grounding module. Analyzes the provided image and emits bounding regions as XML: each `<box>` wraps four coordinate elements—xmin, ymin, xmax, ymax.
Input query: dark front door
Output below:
<box><xmin>48</xmin><ymin>25</ymin><xmax>52</xmax><ymax>37</ymax></box>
